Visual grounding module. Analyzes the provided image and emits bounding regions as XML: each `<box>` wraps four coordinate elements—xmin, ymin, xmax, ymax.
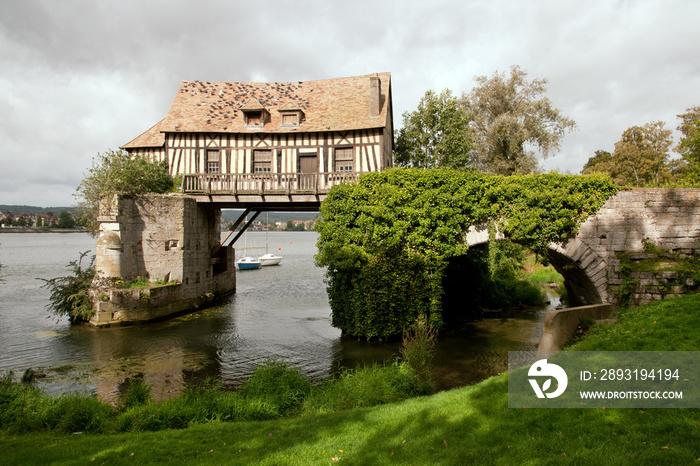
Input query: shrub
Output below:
<box><xmin>527</xmin><ymin>266</ymin><xmax>564</xmax><ymax>285</ymax></box>
<box><xmin>487</xmin><ymin>274</ymin><xmax>546</xmax><ymax>309</ymax></box>
<box><xmin>117</xmin><ymin>399</ymin><xmax>195</xmax><ymax>432</ymax></box>
<box><xmin>400</xmin><ymin>317</ymin><xmax>436</xmax><ymax>394</ymax></box>
<box><xmin>116</xmin><ymin>374</ymin><xmax>286</xmax><ymax>432</ymax></box>
<box><xmin>237</xmin><ymin>360</ymin><xmax>313</xmax><ymax>415</ymax></box>
<box><xmin>45</xmin><ymin>394</ymin><xmax>114</xmax><ymax>433</ymax></box>
<box><xmin>0</xmin><ymin>375</ymin><xmax>113</xmax><ymax>434</ymax></box>
<box><xmin>74</xmin><ymin>149</ymin><xmax>177</xmax><ymax>234</ymax></box>
<box><xmin>121</xmin><ymin>378</ymin><xmax>153</xmax><ymax>409</ymax></box>
<box><xmin>39</xmin><ymin>251</ymin><xmax>96</xmax><ymax>323</ymax></box>
<box><xmin>304</xmin><ymin>361</ymin><xmax>417</xmax><ymax>413</ymax></box>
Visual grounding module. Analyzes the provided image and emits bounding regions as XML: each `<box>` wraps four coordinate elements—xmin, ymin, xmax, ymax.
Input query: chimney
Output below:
<box><xmin>370</xmin><ymin>74</ymin><xmax>381</xmax><ymax>117</ymax></box>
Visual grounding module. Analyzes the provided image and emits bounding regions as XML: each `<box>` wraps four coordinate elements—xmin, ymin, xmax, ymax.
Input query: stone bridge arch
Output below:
<box><xmin>464</xmin><ymin>188</ymin><xmax>700</xmax><ymax>308</ymax></box>
<box><xmin>464</xmin><ymin>224</ymin><xmax>607</xmax><ymax>306</ymax></box>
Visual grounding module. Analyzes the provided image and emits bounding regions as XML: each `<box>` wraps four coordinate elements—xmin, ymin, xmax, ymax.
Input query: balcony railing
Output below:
<box><xmin>181</xmin><ymin>172</ymin><xmax>359</xmax><ymax>195</ymax></box>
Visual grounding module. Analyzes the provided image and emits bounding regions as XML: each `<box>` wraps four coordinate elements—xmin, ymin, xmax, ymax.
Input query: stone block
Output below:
<box><xmin>580</xmin><ymin>251</ymin><xmax>598</xmax><ymax>269</ymax></box>
<box><xmin>658</xmin><ymin>271</ymin><xmax>678</xmax><ymax>280</ymax></box>
<box><xmin>626</xmin><ymin>253</ymin><xmax>657</xmax><ymax>261</ymax></box>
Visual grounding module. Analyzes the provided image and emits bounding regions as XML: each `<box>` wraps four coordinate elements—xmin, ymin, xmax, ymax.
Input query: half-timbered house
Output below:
<box><xmin>121</xmin><ymin>72</ymin><xmax>393</xmax><ymax>197</ymax></box>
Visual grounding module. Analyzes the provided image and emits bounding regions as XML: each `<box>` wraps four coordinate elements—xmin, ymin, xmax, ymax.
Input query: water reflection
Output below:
<box><xmin>0</xmin><ymin>232</ymin><xmax>553</xmax><ymax>402</ymax></box>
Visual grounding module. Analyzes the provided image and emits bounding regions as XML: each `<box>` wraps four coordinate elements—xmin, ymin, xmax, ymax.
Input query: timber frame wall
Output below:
<box><xmin>161</xmin><ymin>128</ymin><xmax>391</xmax><ymax>177</ymax></box>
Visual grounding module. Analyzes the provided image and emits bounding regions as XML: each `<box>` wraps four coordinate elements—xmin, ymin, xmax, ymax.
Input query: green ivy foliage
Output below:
<box><xmin>315</xmin><ymin>169</ymin><xmax>617</xmax><ymax>339</ymax></box>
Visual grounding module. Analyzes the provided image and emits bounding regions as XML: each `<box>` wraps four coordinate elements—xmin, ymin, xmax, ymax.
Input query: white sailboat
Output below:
<box><xmin>258</xmin><ymin>213</ymin><xmax>282</xmax><ymax>266</ymax></box>
<box><xmin>259</xmin><ymin>253</ymin><xmax>282</xmax><ymax>266</ymax></box>
<box><xmin>236</xmin><ymin>213</ymin><xmax>261</xmax><ymax>270</ymax></box>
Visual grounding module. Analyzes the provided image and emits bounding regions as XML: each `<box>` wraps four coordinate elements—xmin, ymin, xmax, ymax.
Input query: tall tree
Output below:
<box><xmin>581</xmin><ymin>150</ymin><xmax>615</xmax><ymax>176</ymax></box>
<box><xmin>57</xmin><ymin>210</ymin><xmax>75</xmax><ymax>229</ymax></box>
<box><xmin>581</xmin><ymin>121</ymin><xmax>673</xmax><ymax>186</ymax></box>
<box><xmin>613</xmin><ymin>121</ymin><xmax>672</xmax><ymax>186</ymax></box>
<box><xmin>394</xmin><ymin>89</ymin><xmax>474</xmax><ymax>169</ymax></box>
<box><xmin>676</xmin><ymin>106</ymin><xmax>700</xmax><ymax>164</ymax></box>
<box><xmin>461</xmin><ymin>65</ymin><xmax>576</xmax><ymax>175</ymax></box>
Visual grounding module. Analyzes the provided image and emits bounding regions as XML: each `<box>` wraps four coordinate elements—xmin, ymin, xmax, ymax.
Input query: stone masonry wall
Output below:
<box><xmin>91</xmin><ymin>193</ymin><xmax>236</xmax><ymax>325</ymax></box>
<box><xmin>551</xmin><ymin>188</ymin><xmax>700</xmax><ymax>306</ymax></box>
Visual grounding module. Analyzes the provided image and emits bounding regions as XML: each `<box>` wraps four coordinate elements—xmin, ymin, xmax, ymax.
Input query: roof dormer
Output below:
<box><xmin>241</xmin><ymin>99</ymin><xmax>269</xmax><ymax>128</ymax></box>
<box><xmin>277</xmin><ymin>101</ymin><xmax>305</xmax><ymax>128</ymax></box>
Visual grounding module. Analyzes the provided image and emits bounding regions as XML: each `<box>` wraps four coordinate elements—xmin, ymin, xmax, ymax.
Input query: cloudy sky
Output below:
<box><xmin>1</xmin><ymin>0</ymin><xmax>698</xmax><ymax>207</ymax></box>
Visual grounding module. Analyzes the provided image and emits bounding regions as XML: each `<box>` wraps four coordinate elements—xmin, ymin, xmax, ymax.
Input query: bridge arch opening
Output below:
<box><xmin>443</xmin><ymin>236</ymin><xmax>606</xmax><ymax>320</ymax></box>
<box><xmin>546</xmin><ymin>246</ymin><xmax>603</xmax><ymax>307</ymax></box>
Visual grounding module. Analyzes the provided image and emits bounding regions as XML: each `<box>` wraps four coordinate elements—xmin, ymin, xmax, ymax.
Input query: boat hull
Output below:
<box><xmin>236</xmin><ymin>257</ymin><xmax>261</xmax><ymax>270</ymax></box>
<box><xmin>258</xmin><ymin>254</ymin><xmax>283</xmax><ymax>266</ymax></box>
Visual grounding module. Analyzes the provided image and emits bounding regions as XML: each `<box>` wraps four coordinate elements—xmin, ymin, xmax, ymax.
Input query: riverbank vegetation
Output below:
<box><xmin>38</xmin><ymin>251</ymin><xmax>96</xmax><ymax>323</ymax></box>
<box><xmin>3</xmin><ymin>293</ymin><xmax>699</xmax><ymax>464</ymax></box>
<box><xmin>39</xmin><ymin>251</ymin><xmax>183</xmax><ymax>323</ymax></box>
<box><xmin>316</xmin><ymin>169</ymin><xmax>617</xmax><ymax>338</ymax></box>
<box><xmin>0</xmin><ymin>320</ymin><xmax>436</xmax><ymax>435</ymax></box>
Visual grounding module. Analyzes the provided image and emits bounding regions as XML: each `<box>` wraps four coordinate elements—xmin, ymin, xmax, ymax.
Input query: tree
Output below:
<box><xmin>394</xmin><ymin>89</ymin><xmax>474</xmax><ymax>169</ymax></box>
<box><xmin>75</xmin><ymin>150</ymin><xmax>175</xmax><ymax>234</ymax></box>
<box><xmin>461</xmin><ymin>65</ymin><xmax>576</xmax><ymax>175</ymax></box>
<box><xmin>581</xmin><ymin>121</ymin><xmax>673</xmax><ymax>186</ymax></box>
<box><xmin>57</xmin><ymin>210</ymin><xmax>75</xmax><ymax>229</ymax></box>
<box><xmin>676</xmin><ymin>106</ymin><xmax>700</xmax><ymax>164</ymax></box>
<box><xmin>582</xmin><ymin>148</ymin><xmax>638</xmax><ymax>186</ymax></box>
<box><xmin>614</xmin><ymin>121</ymin><xmax>672</xmax><ymax>186</ymax></box>
<box><xmin>582</xmin><ymin>150</ymin><xmax>616</xmax><ymax>176</ymax></box>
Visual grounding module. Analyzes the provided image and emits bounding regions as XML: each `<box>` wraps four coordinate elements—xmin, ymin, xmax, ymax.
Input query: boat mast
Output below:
<box><xmin>265</xmin><ymin>212</ymin><xmax>269</xmax><ymax>255</ymax></box>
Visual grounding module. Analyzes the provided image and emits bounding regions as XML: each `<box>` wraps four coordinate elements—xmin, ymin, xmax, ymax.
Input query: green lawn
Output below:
<box><xmin>3</xmin><ymin>294</ymin><xmax>700</xmax><ymax>465</ymax></box>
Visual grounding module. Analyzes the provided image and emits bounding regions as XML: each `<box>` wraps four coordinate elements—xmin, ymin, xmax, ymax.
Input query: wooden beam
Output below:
<box><xmin>219</xmin><ymin>207</ymin><xmax>251</xmax><ymax>249</ymax></box>
<box><xmin>223</xmin><ymin>210</ymin><xmax>261</xmax><ymax>247</ymax></box>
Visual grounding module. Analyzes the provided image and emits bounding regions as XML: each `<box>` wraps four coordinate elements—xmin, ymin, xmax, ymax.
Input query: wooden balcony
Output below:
<box><xmin>182</xmin><ymin>172</ymin><xmax>359</xmax><ymax>210</ymax></box>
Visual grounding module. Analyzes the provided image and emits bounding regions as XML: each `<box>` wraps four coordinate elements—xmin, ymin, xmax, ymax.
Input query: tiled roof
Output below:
<box><xmin>278</xmin><ymin>100</ymin><xmax>302</xmax><ymax>112</ymax></box>
<box><xmin>159</xmin><ymin>72</ymin><xmax>391</xmax><ymax>134</ymax></box>
<box><xmin>121</xmin><ymin>119</ymin><xmax>166</xmax><ymax>149</ymax></box>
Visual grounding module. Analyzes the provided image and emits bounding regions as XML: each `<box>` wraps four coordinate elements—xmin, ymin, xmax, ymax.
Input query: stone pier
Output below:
<box><xmin>89</xmin><ymin>193</ymin><xmax>236</xmax><ymax>326</ymax></box>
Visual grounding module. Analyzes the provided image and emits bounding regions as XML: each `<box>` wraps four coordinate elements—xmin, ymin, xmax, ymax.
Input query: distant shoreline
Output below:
<box><xmin>0</xmin><ymin>229</ymin><xmax>87</xmax><ymax>234</ymax></box>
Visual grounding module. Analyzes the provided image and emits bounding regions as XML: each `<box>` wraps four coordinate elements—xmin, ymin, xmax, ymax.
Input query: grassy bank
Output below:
<box><xmin>3</xmin><ymin>294</ymin><xmax>700</xmax><ymax>464</ymax></box>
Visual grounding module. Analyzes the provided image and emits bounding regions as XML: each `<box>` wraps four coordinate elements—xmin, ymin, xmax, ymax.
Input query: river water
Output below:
<box><xmin>0</xmin><ymin>232</ymin><xmax>554</xmax><ymax>402</ymax></box>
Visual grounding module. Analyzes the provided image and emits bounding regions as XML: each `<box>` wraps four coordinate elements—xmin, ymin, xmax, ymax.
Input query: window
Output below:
<box><xmin>334</xmin><ymin>147</ymin><xmax>354</xmax><ymax>172</ymax></box>
<box><xmin>207</xmin><ymin>150</ymin><xmax>220</xmax><ymax>173</ymax></box>
<box><xmin>277</xmin><ymin>103</ymin><xmax>304</xmax><ymax>128</ymax></box>
<box><xmin>253</xmin><ymin>150</ymin><xmax>272</xmax><ymax>173</ymax></box>
<box><xmin>281</xmin><ymin>113</ymin><xmax>298</xmax><ymax>126</ymax></box>
<box><xmin>245</xmin><ymin>111</ymin><xmax>263</xmax><ymax>127</ymax></box>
